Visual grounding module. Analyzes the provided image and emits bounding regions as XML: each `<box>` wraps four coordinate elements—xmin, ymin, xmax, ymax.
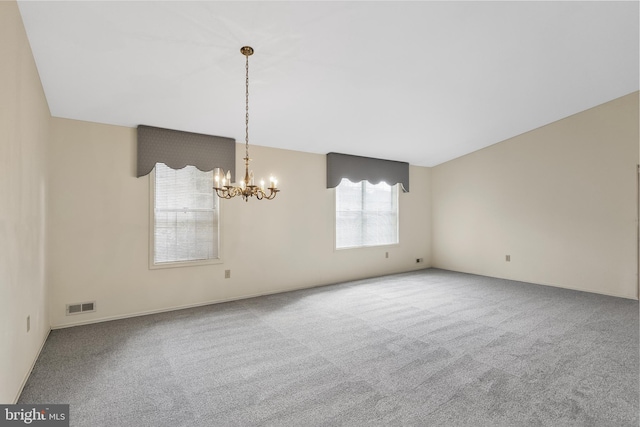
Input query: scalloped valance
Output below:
<box><xmin>326</xmin><ymin>152</ymin><xmax>409</xmax><ymax>192</ymax></box>
<box><xmin>136</xmin><ymin>125</ymin><xmax>235</xmax><ymax>178</ymax></box>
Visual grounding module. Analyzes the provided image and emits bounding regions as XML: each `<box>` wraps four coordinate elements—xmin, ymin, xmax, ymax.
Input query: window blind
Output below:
<box><xmin>153</xmin><ymin>163</ymin><xmax>219</xmax><ymax>264</ymax></box>
<box><xmin>335</xmin><ymin>178</ymin><xmax>399</xmax><ymax>249</ymax></box>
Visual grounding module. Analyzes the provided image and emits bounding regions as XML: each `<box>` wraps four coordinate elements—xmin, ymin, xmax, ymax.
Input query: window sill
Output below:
<box><xmin>335</xmin><ymin>242</ymin><xmax>400</xmax><ymax>251</ymax></box>
<box><xmin>149</xmin><ymin>258</ymin><xmax>223</xmax><ymax>270</ymax></box>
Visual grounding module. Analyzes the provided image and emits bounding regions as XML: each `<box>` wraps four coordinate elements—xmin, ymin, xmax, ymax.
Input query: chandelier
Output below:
<box><xmin>213</xmin><ymin>46</ymin><xmax>279</xmax><ymax>202</ymax></box>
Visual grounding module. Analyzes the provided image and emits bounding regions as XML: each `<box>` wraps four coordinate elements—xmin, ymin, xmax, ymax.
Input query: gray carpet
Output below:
<box><xmin>19</xmin><ymin>269</ymin><xmax>639</xmax><ymax>426</ymax></box>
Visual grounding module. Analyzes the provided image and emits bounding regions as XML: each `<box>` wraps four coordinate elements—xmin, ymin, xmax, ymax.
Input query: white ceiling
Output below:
<box><xmin>17</xmin><ymin>1</ymin><xmax>639</xmax><ymax>167</ymax></box>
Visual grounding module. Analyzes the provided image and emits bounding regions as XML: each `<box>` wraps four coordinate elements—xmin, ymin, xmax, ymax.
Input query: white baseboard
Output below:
<box><xmin>14</xmin><ymin>327</ymin><xmax>51</xmax><ymax>404</ymax></box>
<box><xmin>51</xmin><ymin>266</ymin><xmax>430</xmax><ymax>330</ymax></box>
<box><xmin>433</xmin><ymin>267</ymin><xmax>639</xmax><ymax>300</ymax></box>
<box><xmin>51</xmin><ymin>282</ymin><xmax>335</xmax><ymax>330</ymax></box>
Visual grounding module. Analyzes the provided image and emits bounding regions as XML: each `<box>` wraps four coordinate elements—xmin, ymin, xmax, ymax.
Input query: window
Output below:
<box><xmin>151</xmin><ymin>163</ymin><xmax>219</xmax><ymax>267</ymax></box>
<box><xmin>335</xmin><ymin>178</ymin><xmax>399</xmax><ymax>249</ymax></box>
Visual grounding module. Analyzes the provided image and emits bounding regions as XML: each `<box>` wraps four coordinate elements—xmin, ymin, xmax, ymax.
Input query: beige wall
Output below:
<box><xmin>4</xmin><ymin>0</ymin><xmax>637</xmax><ymax>402</ymax></box>
<box><xmin>0</xmin><ymin>1</ymin><xmax>50</xmax><ymax>403</ymax></box>
<box><xmin>432</xmin><ymin>92</ymin><xmax>639</xmax><ymax>299</ymax></box>
<box><xmin>47</xmin><ymin>118</ymin><xmax>432</xmax><ymax>328</ymax></box>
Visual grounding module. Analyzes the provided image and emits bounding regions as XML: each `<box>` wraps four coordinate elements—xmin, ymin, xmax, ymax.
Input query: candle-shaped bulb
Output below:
<box><xmin>226</xmin><ymin>170</ymin><xmax>231</xmax><ymax>182</ymax></box>
<box><xmin>249</xmin><ymin>170</ymin><xmax>254</xmax><ymax>186</ymax></box>
<box><xmin>260</xmin><ymin>179</ymin><xmax>265</xmax><ymax>190</ymax></box>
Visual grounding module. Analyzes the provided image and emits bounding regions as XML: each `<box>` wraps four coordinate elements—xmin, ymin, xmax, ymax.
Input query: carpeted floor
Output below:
<box><xmin>19</xmin><ymin>268</ymin><xmax>639</xmax><ymax>426</ymax></box>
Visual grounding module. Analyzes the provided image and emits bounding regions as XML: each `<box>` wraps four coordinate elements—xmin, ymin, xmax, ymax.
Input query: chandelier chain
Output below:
<box><xmin>245</xmin><ymin>53</ymin><xmax>250</xmax><ymax>160</ymax></box>
<box><xmin>212</xmin><ymin>46</ymin><xmax>279</xmax><ymax>202</ymax></box>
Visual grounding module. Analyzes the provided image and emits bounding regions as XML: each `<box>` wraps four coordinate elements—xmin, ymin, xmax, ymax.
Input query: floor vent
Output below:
<box><xmin>66</xmin><ymin>301</ymin><xmax>96</xmax><ymax>315</ymax></box>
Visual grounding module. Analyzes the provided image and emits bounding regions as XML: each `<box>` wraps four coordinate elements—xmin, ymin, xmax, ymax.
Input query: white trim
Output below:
<box><xmin>334</xmin><ymin>179</ymin><xmax>400</xmax><ymax>250</ymax></box>
<box><xmin>49</xmin><ymin>269</ymin><xmax>424</xmax><ymax>330</ymax></box>
<box><xmin>50</xmin><ymin>266</ymin><xmax>636</xmax><ymax>331</ymax></box>
<box><xmin>517</xmin><ymin>278</ymin><xmax>638</xmax><ymax>301</ymax></box>
<box><xmin>51</xmin><ymin>286</ymin><xmax>334</xmax><ymax>329</ymax></box>
<box><xmin>435</xmin><ymin>268</ymin><xmax>639</xmax><ymax>301</ymax></box>
<box><xmin>636</xmin><ymin>164</ymin><xmax>640</xmax><ymax>299</ymax></box>
<box><xmin>14</xmin><ymin>327</ymin><xmax>51</xmax><ymax>404</ymax></box>
<box><xmin>335</xmin><ymin>242</ymin><xmax>401</xmax><ymax>252</ymax></box>
<box><xmin>148</xmin><ymin>165</ymin><xmax>222</xmax><ymax>270</ymax></box>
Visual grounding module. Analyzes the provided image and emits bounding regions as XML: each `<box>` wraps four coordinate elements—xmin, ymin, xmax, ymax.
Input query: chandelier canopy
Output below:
<box><xmin>213</xmin><ymin>46</ymin><xmax>279</xmax><ymax>202</ymax></box>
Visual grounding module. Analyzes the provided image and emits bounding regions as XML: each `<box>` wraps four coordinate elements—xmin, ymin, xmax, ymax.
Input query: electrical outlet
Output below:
<box><xmin>225</xmin><ymin>270</ymin><xmax>231</xmax><ymax>279</ymax></box>
<box><xmin>416</xmin><ymin>258</ymin><xmax>424</xmax><ymax>263</ymax></box>
<box><xmin>27</xmin><ymin>315</ymin><xmax>30</xmax><ymax>333</ymax></box>
<box><xmin>385</xmin><ymin>252</ymin><xmax>389</xmax><ymax>259</ymax></box>
<box><xmin>506</xmin><ymin>255</ymin><xmax>511</xmax><ymax>262</ymax></box>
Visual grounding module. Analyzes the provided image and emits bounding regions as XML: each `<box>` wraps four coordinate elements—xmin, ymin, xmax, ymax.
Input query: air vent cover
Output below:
<box><xmin>66</xmin><ymin>301</ymin><xmax>96</xmax><ymax>315</ymax></box>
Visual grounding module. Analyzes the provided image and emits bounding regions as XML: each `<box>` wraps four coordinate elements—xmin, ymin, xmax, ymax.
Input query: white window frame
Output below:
<box><xmin>334</xmin><ymin>179</ymin><xmax>400</xmax><ymax>250</ymax></box>
<box><xmin>149</xmin><ymin>164</ymin><xmax>222</xmax><ymax>269</ymax></box>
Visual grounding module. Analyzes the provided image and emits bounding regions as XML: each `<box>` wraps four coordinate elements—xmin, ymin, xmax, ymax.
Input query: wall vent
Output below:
<box><xmin>66</xmin><ymin>301</ymin><xmax>96</xmax><ymax>315</ymax></box>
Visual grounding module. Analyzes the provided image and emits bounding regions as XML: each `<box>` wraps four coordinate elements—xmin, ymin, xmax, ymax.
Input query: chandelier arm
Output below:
<box><xmin>214</xmin><ymin>189</ymin><xmax>232</xmax><ymax>199</ymax></box>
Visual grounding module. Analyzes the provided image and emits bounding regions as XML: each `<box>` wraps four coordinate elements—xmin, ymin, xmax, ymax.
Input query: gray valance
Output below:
<box><xmin>137</xmin><ymin>125</ymin><xmax>235</xmax><ymax>178</ymax></box>
<box><xmin>326</xmin><ymin>152</ymin><xmax>409</xmax><ymax>192</ymax></box>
